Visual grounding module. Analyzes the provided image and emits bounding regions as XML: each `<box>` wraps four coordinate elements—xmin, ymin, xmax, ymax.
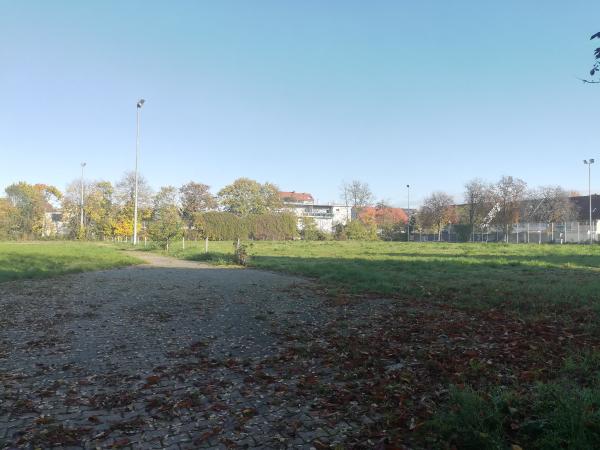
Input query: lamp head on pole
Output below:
<box><xmin>406</xmin><ymin>184</ymin><xmax>410</xmax><ymax>188</ymax></box>
<box><xmin>585</xmin><ymin>159</ymin><xmax>595</xmax><ymax>165</ymax></box>
<box><xmin>137</xmin><ymin>99</ymin><xmax>145</xmax><ymax>108</ymax></box>
<box><xmin>81</xmin><ymin>162</ymin><xmax>86</xmax><ymax>168</ymax></box>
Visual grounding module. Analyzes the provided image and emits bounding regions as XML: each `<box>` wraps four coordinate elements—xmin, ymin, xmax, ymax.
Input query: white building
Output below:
<box><xmin>279</xmin><ymin>191</ymin><xmax>351</xmax><ymax>233</ymax></box>
<box><xmin>42</xmin><ymin>210</ymin><xmax>69</xmax><ymax>237</ymax></box>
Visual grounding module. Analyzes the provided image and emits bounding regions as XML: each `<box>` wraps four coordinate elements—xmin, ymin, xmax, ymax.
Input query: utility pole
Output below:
<box><xmin>133</xmin><ymin>98</ymin><xmax>145</xmax><ymax>245</ymax></box>
<box><xmin>80</xmin><ymin>162</ymin><xmax>86</xmax><ymax>234</ymax></box>
<box><xmin>584</xmin><ymin>159</ymin><xmax>595</xmax><ymax>245</ymax></box>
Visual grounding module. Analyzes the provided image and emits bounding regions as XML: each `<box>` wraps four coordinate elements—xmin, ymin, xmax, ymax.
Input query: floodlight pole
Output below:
<box><xmin>133</xmin><ymin>99</ymin><xmax>145</xmax><ymax>245</ymax></box>
<box><xmin>406</xmin><ymin>184</ymin><xmax>410</xmax><ymax>241</ymax></box>
<box><xmin>585</xmin><ymin>159</ymin><xmax>595</xmax><ymax>245</ymax></box>
<box><xmin>80</xmin><ymin>162</ymin><xmax>86</xmax><ymax>232</ymax></box>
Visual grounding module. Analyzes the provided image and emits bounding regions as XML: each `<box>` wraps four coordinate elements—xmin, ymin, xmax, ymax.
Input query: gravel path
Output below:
<box><xmin>0</xmin><ymin>253</ymin><xmax>342</xmax><ymax>449</ymax></box>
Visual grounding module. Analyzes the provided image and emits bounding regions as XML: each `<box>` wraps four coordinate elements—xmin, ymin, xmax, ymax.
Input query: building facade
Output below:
<box><xmin>279</xmin><ymin>191</ymin><xmax>352</xmax><ymax>233</ymax></box>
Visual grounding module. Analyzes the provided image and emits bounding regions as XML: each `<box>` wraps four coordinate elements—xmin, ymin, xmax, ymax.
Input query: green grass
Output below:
<box><xmin>135</xmin><ymin>239</ymin><xmax>600</xmax><ymax>447</ymax></box>
<box><xmin>0</xmin><ymin>241</ymin><xmax>141</xmax><ymax>283</ymax></box>
<box><xmin>156</xmin><ymin>240</ymin><xmax>600</xmax><ymax>314</ymax></box>
<box><xmin>428</xmin><ymin>352</ymin><xmax>600</xmax><ymax>449</ymax></box>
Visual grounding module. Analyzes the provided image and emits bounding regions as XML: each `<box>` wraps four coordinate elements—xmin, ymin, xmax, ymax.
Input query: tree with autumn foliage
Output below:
<box><xmin>0</xmin><ymin>198</ymin><xmax>17</xmax><ymax>239</ymax></box>
<box><xmin>357</xmin><ymin>201</ymin><xmax>408</xmax><ymax>241</ymax></box>
<box><xmin>418</xmin><ymin>192</ymin><xmax>455</xmax><ymax>240</ymax></box>
<box><xmin>62</xmin><ymin>180</ymin><xmax>116</xmax><ymax>239</ymax></box>
<box><xmin>218</xmin><ymin>178</ymin><xmax>281</xmax><ymax>216</ymax></box>
<box><xmin>112</xmin><ymin>172</ymin><xmax>154</xmax><ymax>239</ymax></box>
<box><xmin>490</xmin><ymin>176</ymin><xmax>527</xmax><ymax>238</ymax></box>
<box><xmin>179</xmin><ymin>181</ymin><xmax>216</xmax><ymax>228</ymax></box>
<box><xmin>463</xmin><ymin>179</ymin><xmax>493</xmax><ymax>234</ymax></box>
<box><xmin>148</xmin><ymin>186</ymin><xmax>183</xmax><ymax>250</ymax></box>
<box><xmin>4</xmin><ymin>182</ymin><xmax>62</xmax><ymax>238</ymax></box>
<box><xmin>359</xmin><ymin>202</ymin><xmax>408</xmax><ymax>228</ymax></box>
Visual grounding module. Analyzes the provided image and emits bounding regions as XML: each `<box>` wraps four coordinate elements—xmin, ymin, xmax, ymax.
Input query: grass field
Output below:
<box><xmin>7</xmin><ymin>240</ymin><xmax>600</xmax><ymax>447</ymax></box>
<box><xmin>0</xmin><ymin>242</ymin><xmax>140</xmax><ymax>282</ymax></box>
<box><xmin>150</xmin><ymin>240</ymin><xmax>600</xmax><ymax>447</ymax></box>
<box><xmin>161</xmin><ymin>240</ymin><xmax>600</xmax><ymax>316</ymax></box>
<box><xmin>151</xmin><ymin>240</ymin><xmax>600</xmax><ymax>447</ymax></box>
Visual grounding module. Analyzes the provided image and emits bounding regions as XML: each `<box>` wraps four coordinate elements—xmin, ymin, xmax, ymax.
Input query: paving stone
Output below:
<box><xmin>0</xmin><ymin>253</ymin><xmax>359</xmax><ymax>449</ymax></box>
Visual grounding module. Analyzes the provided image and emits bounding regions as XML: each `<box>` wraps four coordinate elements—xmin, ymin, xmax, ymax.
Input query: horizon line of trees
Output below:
<box><xmin>0</xmin><ymin>172</ymin><xmax>587</xmax><ymax>244</ymax></box>
<box><xmin>418</xmin><ymin>176</ymin><xmax>580</xmax><ymax>240</ymax></box>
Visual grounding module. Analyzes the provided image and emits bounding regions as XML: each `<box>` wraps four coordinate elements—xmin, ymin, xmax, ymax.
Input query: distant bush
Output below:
<box><xmin>301</xmin><ymin>217</ymin><xmax>331</xmax><ymax>241</ymax></box>
<box><xmin>453</xmin><ymin>224</ymin><xmax>473</xmax><ymax>242</ymax></box>
<box><xmin>344</xmin><ymin>219</ymin><xmax>378</xmax><ymax>241</ymax></box>
<box><xmin>380</xmin><ymin>222</ymin><xmax>406</xmax><ymax>241</ymax></box>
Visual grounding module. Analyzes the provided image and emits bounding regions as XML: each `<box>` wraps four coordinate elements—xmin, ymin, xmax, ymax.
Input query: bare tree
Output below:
<box><xmin>153</xmin><ymin>186</ymin><xmax>180</xmax><ymax>212</ymax></box>
<box><xmin>526</xmin><ymin>186</ymin><xmax>576</xmax><ymax>223</ymax></box>
<box><xmin>491</xmin><ymin>176</ymin><xmax>527</xmax><ymax>238</ymax></box>
<box><xmin>419</xmin><ymin>191</ymin><xmax>454</xmax><ymax>240</ymax></box>
<box><xmin>114</xmin><ymin>171</ymin><xmax>154</xmax><ymax>210</ymax></box>
<box><xmin>464</xmin><ymin>178</ymin><xmax>493</xmax><ymax>236</ymax></box>
<box><xmin>340</xmin><ymin>180</ymin><xmax>374</xmax><ymax>211</ymax></box>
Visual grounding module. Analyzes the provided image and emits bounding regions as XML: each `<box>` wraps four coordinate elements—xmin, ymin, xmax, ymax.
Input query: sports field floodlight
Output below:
<box><xmin>80</xmin><ymin>162</ymin><xmax>86</xmax><ymax>233</ymax></box>
<box><xmin>406</xmin><ymin>184</ymin><xmax>410</xmax><ymax>241</ymax></box>
<box><xmin>584</xmin><ymin>159</ymin><xmax>595</xmax><ymax>245</ymax></box>
<box><xmin>133</xmin><ymin>98</ymin><xmax>146</xmax><ymax>245</ymax></box>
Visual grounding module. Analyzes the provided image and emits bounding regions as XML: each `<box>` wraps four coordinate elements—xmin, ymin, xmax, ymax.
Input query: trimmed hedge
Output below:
<box><xmin>192</xmin><ymin>211</ymin><xmax>297</xmax><ymax>241</ymax></box>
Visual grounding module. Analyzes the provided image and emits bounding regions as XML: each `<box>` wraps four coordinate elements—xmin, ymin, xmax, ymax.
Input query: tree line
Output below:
<box><xmin>0</xmin><ymin>172</ymin><xmax>584</xmax><ymax>244</ymax></box>
<box><xmin>418</xmin><ymin>176</ymin><xmax>578</xmax><ymax>240</ymax></box>
<box><xmin>0</xmin><ymin>175</ymin><xmax>291</xmax><ymax>245</ymax></box>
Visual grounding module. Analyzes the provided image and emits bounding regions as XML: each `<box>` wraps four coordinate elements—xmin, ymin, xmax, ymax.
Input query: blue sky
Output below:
<box><xmin>1</xmin><ymin>1</ymin><xmax>599</xmax><ymax>207</ymax></box>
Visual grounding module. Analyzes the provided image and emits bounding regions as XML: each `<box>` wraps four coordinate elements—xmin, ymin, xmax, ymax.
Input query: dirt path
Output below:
<box><xmin>0</xmin><ymin>253</ymin><xmax>340</xmax><ymax>449</ymax></box>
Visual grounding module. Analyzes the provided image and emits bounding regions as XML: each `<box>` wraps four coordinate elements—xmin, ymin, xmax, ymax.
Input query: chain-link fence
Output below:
<box><xmin>410</xmin><ymin>221</ymin><xmax>598</xmax><ymax>244</ymax></box>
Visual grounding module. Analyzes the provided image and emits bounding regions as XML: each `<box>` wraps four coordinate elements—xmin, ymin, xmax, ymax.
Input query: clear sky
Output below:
<box><xmin>1</xmin><ymin>1</ymin><xmax>599</xmax><ymax>207</ymax></box>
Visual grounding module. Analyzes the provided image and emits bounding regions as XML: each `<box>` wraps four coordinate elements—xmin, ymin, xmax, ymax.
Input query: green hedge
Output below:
<box><xmin>246</xmin><ymin>212</ymin><xmax>297</xmax><ymax>240</ymax></box>
<box><xmin>192</xmin><ymin>211</ymin><xmax>297</xmax><ymax>241</ymax></box>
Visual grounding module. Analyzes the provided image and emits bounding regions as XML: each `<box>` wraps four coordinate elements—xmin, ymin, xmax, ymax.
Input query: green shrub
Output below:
<box><xmin>344</xmin><ymin>220</ymin><xmax>378</xmax><ymax>241</ymax></box>
<box><xmin>380</xmin><ymin>222</ymin><xmax>406</xmax><ymax>241</ymax></box>
<box><xmin>301</xmin><ymin>217</ymin><xmax>331</xmax><ymax>241</ymax></box>
<box><xmin>234</xmin><ymin>242</ymin><xmax>250</xmax><ymax>265</ymax></box>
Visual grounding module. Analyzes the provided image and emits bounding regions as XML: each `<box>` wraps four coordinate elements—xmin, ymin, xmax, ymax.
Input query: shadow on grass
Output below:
<box><xmin>378</xmin><ymin>251</ymin><xmax>600</xmax><ymax>267</ymax></box>
<box><xmin>245</xmin><ymin>254</ymin><xmax>600</xmax><ymax>316</ymax></box>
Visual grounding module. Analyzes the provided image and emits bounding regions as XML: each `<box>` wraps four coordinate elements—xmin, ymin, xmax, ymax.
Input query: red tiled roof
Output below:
<box><xmin>279</xmin><ymin>191</ymin><xmax>314</xmax><ymax>202</ymax></box>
